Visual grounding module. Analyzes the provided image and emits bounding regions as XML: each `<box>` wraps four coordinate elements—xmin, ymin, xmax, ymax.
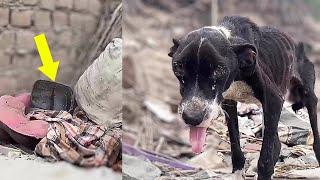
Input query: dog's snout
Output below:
<box><xmin>182</xmin><ymin>110</ymin><xmax>205</xmax><ymax>126</ymax></box>
<box><xmin>181</xmin><ymin>97</ymin><xmax>210</xmax><ymax>126</ymax></box>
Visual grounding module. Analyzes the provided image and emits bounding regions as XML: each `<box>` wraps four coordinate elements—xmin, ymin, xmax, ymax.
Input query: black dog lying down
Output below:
<box><xmin>168</xmin><ymin>16</ymin><xmax>320</xmax><ymax>179</ymax></box>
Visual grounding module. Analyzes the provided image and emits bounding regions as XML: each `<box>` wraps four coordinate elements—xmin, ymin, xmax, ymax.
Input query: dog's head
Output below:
<box><xmin>169</xmin><ymin>27</ymin><xmax>257</xmax><ymax>127</ymax></box>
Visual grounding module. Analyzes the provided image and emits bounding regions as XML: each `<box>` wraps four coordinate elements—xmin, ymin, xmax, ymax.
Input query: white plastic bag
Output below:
<box><xmin>75</xmin><ymin>38</ymin><xmax>122</xmax><ymax>126</ymax></box>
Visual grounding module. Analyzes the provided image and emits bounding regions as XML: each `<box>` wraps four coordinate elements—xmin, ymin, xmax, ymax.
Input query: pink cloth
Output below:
<box><xmin>15</xmin><ymin>93</ymin><xmax>31</xmax><ymax>109</ymax></box>
<box><xmin>0</xmin><ymin>93</ymin><xmax>49</xmax><ymax>149</ymax></box>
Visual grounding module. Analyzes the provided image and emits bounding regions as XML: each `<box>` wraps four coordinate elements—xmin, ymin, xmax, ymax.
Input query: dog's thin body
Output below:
<box><xmin>169</xmin><ymin>16</ymin><xmax>320</xmax><ymax>180</ymax></box>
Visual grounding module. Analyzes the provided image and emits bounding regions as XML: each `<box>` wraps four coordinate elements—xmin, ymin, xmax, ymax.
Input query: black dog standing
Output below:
<box><xmin>169</xmin><ymin>16</ymin><xmax>320</xmax><ymax>179</ymax></box>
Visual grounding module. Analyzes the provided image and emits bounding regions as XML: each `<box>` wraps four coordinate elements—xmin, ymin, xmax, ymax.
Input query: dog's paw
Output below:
<box><xmin>292</xmin><ymin>102</ymin><xmax>303</xmax><ymax>113</ymax></box>
<box><xmin>231</xmin><ymin>169</ymin><xmax>245</xmax><ymax>180</ymax></box>
<box><xmin>254</xmin><ymin>174</ymin><xmax>274</xmax><ymax>180</ymax></box>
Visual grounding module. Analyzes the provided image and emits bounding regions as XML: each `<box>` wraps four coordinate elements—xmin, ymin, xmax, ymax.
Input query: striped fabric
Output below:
<box><xmin>27</xmin><ymin>108</ymin><xmax>121</xmax><ymax>169</ymax></box>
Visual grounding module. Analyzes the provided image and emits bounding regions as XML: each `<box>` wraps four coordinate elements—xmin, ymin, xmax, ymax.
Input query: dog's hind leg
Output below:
<box><xmin>305</xmin><ymin>90</ymin><xmax>320</xmax><ymax>164</ymax></box>
<box><xmin>299</xmin><ymin>73</ymin><xmax>320</xmax><ymax>164</ymax></box>
<box><xmin>222</xmin><ymin>99</ymin><xmax>245</xmax><ymax>172</ymax></box>
<box><xmin>295</xmin><ymin>43</ymin><xmax>320</xmax><ymax>164</ymax></box>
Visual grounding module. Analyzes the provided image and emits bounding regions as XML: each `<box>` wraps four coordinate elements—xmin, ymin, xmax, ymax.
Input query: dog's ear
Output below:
<box><xmin>168</xmin><ymin>38</ymin><xmax>179</xmax><ymax>57</ymax></box>
<box><xmin>232</xmin><ymin>43</ymin><xmax>257</xmax><ymax>76</ymax></box>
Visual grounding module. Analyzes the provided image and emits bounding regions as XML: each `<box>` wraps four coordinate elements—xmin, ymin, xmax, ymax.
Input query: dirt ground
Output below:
<box><xmin>0</xmin><ymin>146</ymin><xmax>121</xmax><ymax>180</ymax></box>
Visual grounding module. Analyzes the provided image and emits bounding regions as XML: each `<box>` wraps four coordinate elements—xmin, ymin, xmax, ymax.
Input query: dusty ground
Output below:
<box><xmin>0</xmin><ymin>146</ymin><xmax>121</xmax><ymax>180</ymax></box>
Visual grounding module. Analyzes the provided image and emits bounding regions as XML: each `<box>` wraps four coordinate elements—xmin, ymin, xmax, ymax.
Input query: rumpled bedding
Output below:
<box><xmin>27</xmin><ymin>108</ymin><xmax>122</xmax><ymax>168</ymax></box>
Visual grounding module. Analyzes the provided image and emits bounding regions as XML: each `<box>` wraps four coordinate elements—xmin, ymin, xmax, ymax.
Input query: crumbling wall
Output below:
<box><xmin>0</xmin><ymin>0</ymin><xmax>121</xmax><ymax>95</ymax></box>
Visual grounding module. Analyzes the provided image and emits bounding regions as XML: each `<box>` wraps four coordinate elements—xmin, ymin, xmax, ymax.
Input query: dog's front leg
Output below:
<box><xmin>222</xmin><ymin>99</ymin><xmax>245</xmax><ymax>173</ymax></box>
<box><xmin>257</xmin><ymin>89</ymin><xmax>283</xmax><ymax>180</ymax></box>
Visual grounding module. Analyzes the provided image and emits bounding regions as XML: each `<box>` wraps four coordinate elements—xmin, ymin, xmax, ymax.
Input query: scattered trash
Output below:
<box><xmin>123</xmin><ymin>154</ymin><xmax>162</xmax><ymax>180</ymax></box>
<box><xmin>31</xmin><ymin>80</ymin><xmax>75</xmax><ymax>112</ymax></box>
<box><xmin>144</xmin><ymin>98</ymin><xmax>176</xmax><ymax>123</ymax></box>
<box><xmin>189</xmin><ymin>170</ymin><xmax>220</xmax><ymax>179</ymax></box>
<box><xmin>275</xmin><ymin>167</ymin><xmax>320</xmax><ymax>179</ymax></box>
<box><xmin>279</xmin><ymin>102</ymin><xmax>313</xmax><ymax>146</ymax></box>
<box><xmin>123</xmin><ymin>143</ymin><xmax>195</xmax><ymax>170</ymax></box>
<box><xmin>124</xmin><ymin>101</ymin><xmax>320</xmax><ymax>179</ymax></box>
<box><xmin>188</xmin><ymin>148</ymin><xmax>231</xmax><ymax>172</ymax></box>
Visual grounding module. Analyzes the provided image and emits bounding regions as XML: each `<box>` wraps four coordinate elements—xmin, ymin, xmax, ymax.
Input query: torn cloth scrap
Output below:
<box><xmin>27</xmin><ymin>109</ymin><xmax>121</xmax><ymax>168</ymax></box>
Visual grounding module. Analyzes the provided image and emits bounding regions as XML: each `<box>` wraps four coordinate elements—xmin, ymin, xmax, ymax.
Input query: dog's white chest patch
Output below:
<box><xmin>222</xmin><ymin>81</ymin><xmax>261</xmax><ymax>105</ymax></box>
<box><xmin>204</xmin><ymin>26</ymin><xmax>231</xmax><ymax>39</ymax></box>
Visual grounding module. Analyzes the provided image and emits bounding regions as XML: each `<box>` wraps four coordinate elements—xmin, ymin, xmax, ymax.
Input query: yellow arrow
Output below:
<box><xmin>34</xmin><ymin>33</ymin><xmax>60</xmax><ymax>81</ymax></box>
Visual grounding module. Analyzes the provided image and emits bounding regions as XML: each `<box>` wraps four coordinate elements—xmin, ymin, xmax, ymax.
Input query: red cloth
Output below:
<box><xmin>0</xmin><ymin>93</ymin><xmax>48</xmax><ymax>149</ymax></box>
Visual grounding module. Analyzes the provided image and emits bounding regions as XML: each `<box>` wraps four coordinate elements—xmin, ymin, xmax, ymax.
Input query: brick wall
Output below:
<box><xmin>0</xmin><ymin>0</ymin><xmax>120</xmax><ymax>95</ymax></box>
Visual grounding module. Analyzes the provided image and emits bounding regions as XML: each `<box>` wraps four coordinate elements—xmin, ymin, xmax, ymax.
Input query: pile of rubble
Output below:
<box><xmin>123</xmin><ymin>100</ymin><xmax>320</xmax><ymax>179</ymax></box>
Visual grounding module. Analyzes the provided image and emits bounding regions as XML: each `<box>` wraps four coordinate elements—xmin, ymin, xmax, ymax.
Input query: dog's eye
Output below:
<box><xmin>173</xmin><ymin>61</ymin><xmax>184</xmax><ymax>77</ymax></box>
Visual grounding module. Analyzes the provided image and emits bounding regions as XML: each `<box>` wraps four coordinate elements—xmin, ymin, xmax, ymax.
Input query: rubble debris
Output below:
<box><xmin>31</xmin><ymin>80</ymin><xmax>75</xmax><ymax>112</ymax></box>
<box><xmin>279</xmin><ymin>102</ymin><xmax>313</xmax><ymax>146</ymax></box>
<box><xmin>188</xmin><ymin>149</ymin><xmax>231</xmax><ymax>173</ymax></box>
<box><xmin>0</xmin><ymin>145</ymin><xmax>23</xmax><ymax>157</ymax></box>
<box><xmin>123</xmin><ymin>154</ymin><xmax>162</xmax><ymax>180</ymax></box>
<box><xmin>123</xmin><ymin>143</ymin><xmax>195</xmax><ymax>170</ymax></box>
<box><xmin>237</xmin><ymin>102</ymin><xmax>261</xmax><ymax>116</ymax></box>
<box><xmin>124</xmin><ymin>101</ymin><xmax>320</xmax><ymax>179</ymax></box>
<box><xmin>275</xmin><ymin>167</ymin><xmax>320</xmax><ymax>179</ymax></box>
<box><xmin>189</xmin><ymin>170</ymin><xmax>220</xmax><ymax>179</ymax></box>
<box><xmin>144</xmin><ymin>98</ymin><xmax>176</xmax><ymax>123</ymax></box>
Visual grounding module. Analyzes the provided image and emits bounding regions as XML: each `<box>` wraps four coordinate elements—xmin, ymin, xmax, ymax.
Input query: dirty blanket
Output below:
<box><xmin>27</xmin><ymin>109</ymin><xmax>122</xmax><ymax>169</ymax></box>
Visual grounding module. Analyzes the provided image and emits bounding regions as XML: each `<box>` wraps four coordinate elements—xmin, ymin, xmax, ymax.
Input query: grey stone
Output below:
<box><xmin>123</xmin><ymin>154</ymin><xmax>161</xmax><ymax>180</ymax></box>
<box><xmin>0</xmin><ymin>31</ymin><xmax>15</xmax><ymax>52</ymax></box>
<box><xmin>56</xmin><ymin>0</ymin><xmax>72</xmax><ymax>9</ymax></box>
<box><xmin>40</xmin><ymin>0</ymin><xmax>55</xmax><ymax>10</ymax></box>
<box><xmin>57</xmin><ymin>30</ymin><xmax>72</xmax><ymax>47</ymax></box>
<box><xmin>83</xmin><ymin>15</ymin><xmax>97</xmax><ymax>34</ymax></box>
<box><xmin>0</xmin><ymin>8</ymin><xmax>9</xmax><ymax>26</ymax></box>
<box><xmin>34</xmin><ymin>10</ymin><xmax>51</xmax><ymax>29</ymax></box>
<box><xmin>16</xmin><ymin>30</ymin><xmax>35</xmax><ymax>54</ymax></box>
<box><xmin>22</xmin><ymin>0</ymin><xmax>38</xmax><ymax>5</ymax></box>
<box><xmin>70</xmin><ymin>12</ymin><xmax>84</xmax><ymax>30</ymax></box>
<box><xmin>73</xmin><ymin>0</ymin><xmax>88</xmax><ymax>11</ymax></box>
<box><xmin>0</xmin><ymin>51</ymin><xmax>11</xmax><ymax>66</ymax></box>
<box><xmin>11</xmin><ymin>10</ymin><xmax>33</xmax><ymax>27</ymax></box>
<box><xmin>88</xmin><ymin>0</ymin><xmax>101</xmax><ymax>16</ymax></box>
<box><xmin>53</xmin><ymin>11</ymin><xmax>69</xmax><ymax>31</ymax></box>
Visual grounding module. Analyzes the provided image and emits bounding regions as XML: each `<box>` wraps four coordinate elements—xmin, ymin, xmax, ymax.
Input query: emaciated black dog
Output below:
<box><xmin>168</xmin><ymin>16</ymin><xmax>320</xmax><ymax>179</ymax></box>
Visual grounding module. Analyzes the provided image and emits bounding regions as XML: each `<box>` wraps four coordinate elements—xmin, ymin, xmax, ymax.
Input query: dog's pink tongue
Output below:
<box><xmin>189</xmin><ymin>127</ymin><xmax>207</xmax><ymax>154</ymax></box>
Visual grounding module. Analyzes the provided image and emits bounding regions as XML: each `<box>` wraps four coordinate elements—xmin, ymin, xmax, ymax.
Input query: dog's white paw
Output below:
<box><xmin>253</xmin><ymin>173</ymin><xmax>274</xmax><ymax>180</ymax></box>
